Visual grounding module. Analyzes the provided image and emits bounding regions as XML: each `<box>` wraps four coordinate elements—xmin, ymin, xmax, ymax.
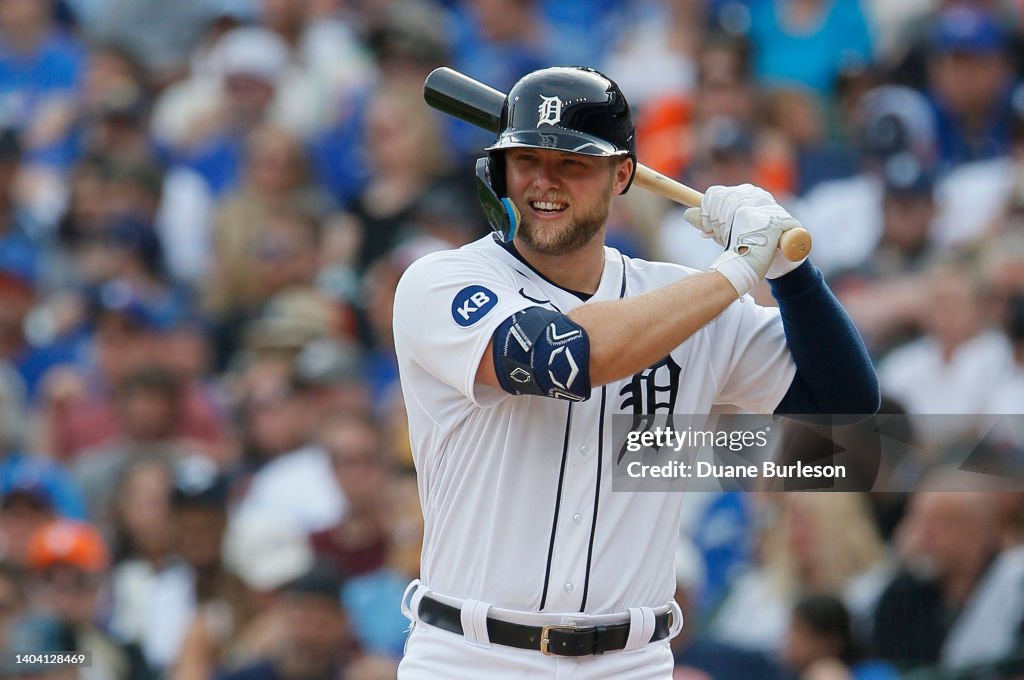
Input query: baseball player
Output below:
<box><xmin>393</xmin><ymin>67</ymin><xmax>878</xmax><ymax>679</ymax></box>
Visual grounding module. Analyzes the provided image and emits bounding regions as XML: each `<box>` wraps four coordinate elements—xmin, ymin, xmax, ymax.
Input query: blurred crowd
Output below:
<box><xmin>0</xmin><ymin>0</ymin><xmax>1022</xmax><ymax>678</ymax></box>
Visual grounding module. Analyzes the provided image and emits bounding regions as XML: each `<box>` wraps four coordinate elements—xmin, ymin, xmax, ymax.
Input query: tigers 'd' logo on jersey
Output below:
<box><xmin>619</xmin><ymin>355</ymin><xmax>681</xmax><ymax>414</ymax></box>
<box><xmin>616</xmin><ymin>355</ymin><xmax>682</xmax><ymax>463</ymax></box>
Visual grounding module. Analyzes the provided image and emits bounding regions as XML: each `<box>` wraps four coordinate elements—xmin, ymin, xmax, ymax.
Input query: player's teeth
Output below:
<box><xmin>533</xmin><ymin>201</ymin><xmax>564</xmax><ymax>211</ymax></box>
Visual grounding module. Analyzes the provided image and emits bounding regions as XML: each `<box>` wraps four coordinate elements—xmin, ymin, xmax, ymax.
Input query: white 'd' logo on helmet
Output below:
<box><xmin>537</xmin><ymin>95</ymin><xmax>564</xmax><ymax>127</ymax></box>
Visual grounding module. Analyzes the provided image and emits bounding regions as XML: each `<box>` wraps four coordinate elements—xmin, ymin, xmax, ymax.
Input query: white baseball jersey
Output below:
<box><xmin>393</xmin><ymin>234</ymin><xmax>795</xmax><ymax>615</ymax></box>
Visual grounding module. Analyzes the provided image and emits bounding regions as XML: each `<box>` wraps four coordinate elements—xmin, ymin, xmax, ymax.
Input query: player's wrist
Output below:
<box><xmin>709</xmin><ymin>252</ymin><xmax>759</xmax><ymax>297</ymax></box>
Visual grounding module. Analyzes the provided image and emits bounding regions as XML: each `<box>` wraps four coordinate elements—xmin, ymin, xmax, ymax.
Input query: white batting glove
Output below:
<box><xmin>683</xmin><ymin>184</ymin><xmax>776</xmax><ymax>248</ymax></box>
<box><xmin>765</xmin><ymin>248</ymin><xmax>808</xmax><ymax>279</ymax></box>
<box><xmin>709</xmin><ymin>204</ymin><xmax>802</xmax><ymax>297</ymax></box>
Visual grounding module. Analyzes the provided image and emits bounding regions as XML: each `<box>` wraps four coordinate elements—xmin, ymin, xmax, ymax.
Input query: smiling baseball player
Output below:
<box><xmin>393</xmin><ymin>67</ymin><xmax>879</xmax><ymax>679</ymax></box>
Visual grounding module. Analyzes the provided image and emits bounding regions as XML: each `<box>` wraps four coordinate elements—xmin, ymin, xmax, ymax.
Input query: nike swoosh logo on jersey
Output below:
<box><xmin>519</xmin><ymin>288</ymin><xmax>551</xmax><ymax>305</ymax></box>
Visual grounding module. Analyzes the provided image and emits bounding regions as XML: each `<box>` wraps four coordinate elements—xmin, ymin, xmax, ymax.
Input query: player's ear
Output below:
<box><xmin>612</xmin><ymin>157</ymin><xmax>633</xmax><ymax>194</ymax></box>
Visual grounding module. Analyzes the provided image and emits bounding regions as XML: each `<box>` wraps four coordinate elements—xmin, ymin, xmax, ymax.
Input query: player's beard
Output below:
<box><xmin>516</xmin><ymin>183</ymin><xmax>612</xmax><ymax>256</ymax></box>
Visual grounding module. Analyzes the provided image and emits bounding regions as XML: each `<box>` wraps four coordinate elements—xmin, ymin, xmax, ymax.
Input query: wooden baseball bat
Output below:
<box><xmin>423</xmin><ymin>67</ymin><xmax>811</xmax><ymax>262</ymax></box>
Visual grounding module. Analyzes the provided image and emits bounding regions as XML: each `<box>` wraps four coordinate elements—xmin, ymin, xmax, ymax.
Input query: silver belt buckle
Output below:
<box><xmin>540</xmin><ymin>623</ymin><xmax>578</xmax><ymax>655</ymax></box>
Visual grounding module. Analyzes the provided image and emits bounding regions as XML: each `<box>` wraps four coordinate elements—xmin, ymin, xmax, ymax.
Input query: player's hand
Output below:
<box><xmin>765</xmin><ymin>243</ymin><xmax>808</xmax><ymax>279</ymax></box>
<box><xmin>683</xmin><ymin>184</ymin><xmax>776</xmax><ymax>248</ymax></box>
<box><xmin>709</xmin><ymin>204</ymin><xmax>802</xmax><ymax>296</ymax></box>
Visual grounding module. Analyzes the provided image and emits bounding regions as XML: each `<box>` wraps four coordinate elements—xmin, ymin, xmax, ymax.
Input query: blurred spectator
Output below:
<box><xmin>310</xmin><ymin>413</ymin><xmax>389</xmax><ymax>578</ymax></box>
<box><xmin>872</xmin><ymin>475</ymin><xmax>1023</xmax><ymax>671</ymax></box>
<box><xmin>793</xmin><ymin>84</ymin><xmax>938</xmax><ymax>278</ymax></box>
<box><xmin>305</xmin><ymin>0</ymin><xmax>444</xmax><ymax>210</ymax></box>
<box><xmin>347</xmin><ymin>80</ymin><xmax>454</xmax><ymax>273</ymax></box>
<box><xmin>746</xmin><ymin>0</ymin><xmax>874</xmax><ymax>95</ymax></box>
<box><xmin>0</xmin><ymin>481</ymin><xmax>57</xmax><ymax>570</ymax></box>
<box><xmin>878</xmin><ymin>261</ymin><xmax>1014</xmax><ymax>451</ymax></box>
<box><xmin>232</xmin><ymin>360</ymin><xmax>306</xmax><ymax>472</ymax></box>
<box><xmin>216</xmin><ymin>565</ymin><xmax>361</xmax><ymax>680</ymax></box>
<box><xmin>604</xmin><ymin>2</ymin><xmax>701</xmax><ymax>112</ymax></box>
<box><xmin>203</xmin><ymin>124</ymin><xmax>327</xmax><ymax>333</ymax></box>
<box><xmin>170</xmin><ymin>457</ymin><xmax>231</xmax><ymax>597</ymax></box>
<box><xmin>0</xmin><ymin>233</ymin><xmax>77</xmax><ymax>399</ymax></box>
<box><xmin>71</xmin><ymin>365</ymin><xmax>212</xmax><ymax>524</ymax></box>
<box><xmin>291</xmin><ymin>338</ymin><xmax>372</xmax><ymax>426</ymax></box>
<box><xmin>231</xmin><ymin>365</ymin><xmax>346</xmax><ymax>533</ymax></box>
<box><xmin>782</xmin><ymin>594</ymin><xmax>898</xmax><ymax>680</ymax></box>
<box><xmin>983</xmin><ymin>293</ymin><xmax>1024</xmax><ymax>421</ymax></box>
<box><xmin>70</xmin><ymin>0</ymin><xmax>210</xmax><ymax>85</ymax></box>
<box><xmin>106</xmin><ymin>457</ymin><xmax>229</xmax><ymax>675</ymax></box>
<box><xmin>926</xmin><ymin>3</ymin><xmax>1017</xmax><ymax>166</ymax></box>
<box><xmin>672</xmin><ymin>537</ymin><xmax>786</xmax><ymax>680</ymax></box>
<box><xmin>0</xmin><ymin>0</ymin><xmax>86</xmax><ymax>167</ymax></box>
<box><xmin>710</xmin><ymin>493</ymin><xmax>889</xmax><ymax>652</ymax></box>
<box><xmin>76</xmin><ymin>43</ymin><xmax>154</xmax><ymax>167</ymax></box>
<box><xmin>0</xmin><ymin>126</ymin><xmax>37</xmax><ymax>242</ymax></box>
<box><xmin>172</xmin><ymin>511</ymin><xmax>314</xmax><ymax>679</ymax></box>
<box><xmin>831</xmin><ymin>155</ymin><xmax>939</xmax><ymax>356</ymax></box>
<box><xmin>258</xmin><ymin>0</ymin><xmax>376</xmax><ymax>139</ymax></box>
<box><xmin>252</xmin><ymin>211</ymin><xmax>323</xmax><ymax>304</ymax></box>
<box><xmin>447</xmin><ymin>0</ymin><xmax>548</xmax><ymax>158</ymax></box>
<box><xmin>0</xmin><ymin>359</ymin><xmax>86</xmax><ymax>519</ymax></box>
<box><xmin>39</xmin><ymin>287</ymin><xmax>226</xmax><ymax>464</ymax></box>
<box><xmin>341</xmin><ymin>468</ymin><xmax>422</xmax><ymax>660</ymax></box>
<box><xmin>158</xmin><ymin>26</ymin><xmax>292</xmax><ymax>198</ymax></box>
<box><xmin>13</xmin><ymin>519</ymin><xmax>140</xmax><ymax>678</ymax></box>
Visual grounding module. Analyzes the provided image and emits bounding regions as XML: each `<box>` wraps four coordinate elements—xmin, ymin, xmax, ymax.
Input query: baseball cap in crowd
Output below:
<box><xmin>222</xmin><ymin>512</ymin><xmax>314</xmax><ymax>591</ymax></box>
<box><xmin>280</xmin><ymin>563</ymin><xmax>345</xmax><ymax>600</ymax></box>
<box><xmin>292</xmin><ymin>338</ymin><xmax>364</xmax><ymax>388</ymax></box>
<box><xmin>171</xmin><ymin>455</ymin><xmax>230</xmax><ymax>509</ymax></box>
<box><xmin>89</xmin><ymin>278</ymin><xmax>160</xmax><ymax>329</ymax></box>
<box><xmin>244</xmin><ymin>289</ymin><xmax>338</xmax><ymax>351</ymax></box>
<box><xmin>213</xmin><ymin>27</ymin><xmax>290</xmax><ymax>85</ymax></box>
<box><xmin>26</xmin><ymin>520</ymin><xmax>109</xmax><ymax>573</ymax></box>
<box><xmin>702</xmin><ymin>116</ymin><xmax>754</xmax><ymax>161</ymax></box>
<box><xmin>858</xmin><ymin>86</ymin><xmax>937</xmax><ymax>162</ymax></box>
<box><xmin>368</xmin><ymin>0</ymin><xmax>448</xmax><ymax>65</ymax></box>
<box><xmin>882</xmin><ymin>153</ymin><xmax>936</xmax><ymax>198</ymax></box>
<box><xmin>930</xmin><ymin>4</ymin><xmax>1006</xmax><ymax>54</ymax></box>
<box><xmin>0</xmin><ymin>455</ymin><xmax>87</xmax><ymax>519</ymax></box>
<box><xmin>104</xmin><ymin>216</ymin><xmax>164</xmax><ymax>274</ymax></box>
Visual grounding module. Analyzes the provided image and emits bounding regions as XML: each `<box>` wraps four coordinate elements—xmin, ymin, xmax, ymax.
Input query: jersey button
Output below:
<box><xmin>579</xmin><ymin>445</ymin><xmax>589</xmax><ymax>456</ymax></box>
<box><xmin>564</xmin><ymin>583</ymin><xmax>575</xmax><ymax>593</ymax></box>
<box><xmin>572</xmin><ymin>513</ymin><xmax>583</xmax><ymax>525</ymax></box>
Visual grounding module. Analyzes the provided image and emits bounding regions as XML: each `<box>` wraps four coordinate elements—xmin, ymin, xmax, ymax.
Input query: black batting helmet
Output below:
<box><xmin>476</xmin><ymin>66</ymin><xmax>637</xmax><ymax>241</ymax></box>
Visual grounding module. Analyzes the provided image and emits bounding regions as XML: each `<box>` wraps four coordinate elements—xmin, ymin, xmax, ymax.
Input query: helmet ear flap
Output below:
<box><xmin>474</xmin><ymin>156</ymin><xmax>520</xmax><ymax>243</ymax></box>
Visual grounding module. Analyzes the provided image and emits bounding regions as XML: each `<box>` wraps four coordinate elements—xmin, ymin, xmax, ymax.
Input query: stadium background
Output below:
<box><xmin>0</xmin><ymin>0</ymin><xmax>1022</xmax><ymax>678</ymax></box>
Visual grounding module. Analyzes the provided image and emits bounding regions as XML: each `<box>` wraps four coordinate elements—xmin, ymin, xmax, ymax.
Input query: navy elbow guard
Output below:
<box><xmin>493</xmin><ymin>307</ymin><xmax>592</xmax><ymax>401</ymax></box>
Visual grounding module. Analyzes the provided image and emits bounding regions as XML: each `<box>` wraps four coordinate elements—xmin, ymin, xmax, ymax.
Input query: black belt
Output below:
<box><xmin>417</xmin><ymin>595</ymin><xmax>672</xmax><ymax>656</ymax></box>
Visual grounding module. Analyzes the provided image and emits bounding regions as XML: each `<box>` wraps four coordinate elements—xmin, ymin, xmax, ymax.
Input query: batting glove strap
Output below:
<box><xmin>710</xmin><ymin>251</ymin><xmax>760</xmax><ymax>297</ymax></box>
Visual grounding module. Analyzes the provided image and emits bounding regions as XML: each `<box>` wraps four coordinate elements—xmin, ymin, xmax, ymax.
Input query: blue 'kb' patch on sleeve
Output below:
<box><xmin>452</xmin><ymin>286</ymin><xmax>498</xmax><ymax>327</ymax></box>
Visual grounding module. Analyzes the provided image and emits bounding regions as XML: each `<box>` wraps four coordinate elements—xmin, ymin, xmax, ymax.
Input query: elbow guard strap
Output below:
<box><xmin>492</xmin><ymin>306</ymin><xmax>592</xmax><ymax>401</ymax></box>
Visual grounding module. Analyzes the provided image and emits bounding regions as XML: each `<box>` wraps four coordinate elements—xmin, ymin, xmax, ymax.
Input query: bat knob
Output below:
<box><xmin>780</xmin><ymin>228</ymin><xmax>812</xmax><ymax>262</ymax></box>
